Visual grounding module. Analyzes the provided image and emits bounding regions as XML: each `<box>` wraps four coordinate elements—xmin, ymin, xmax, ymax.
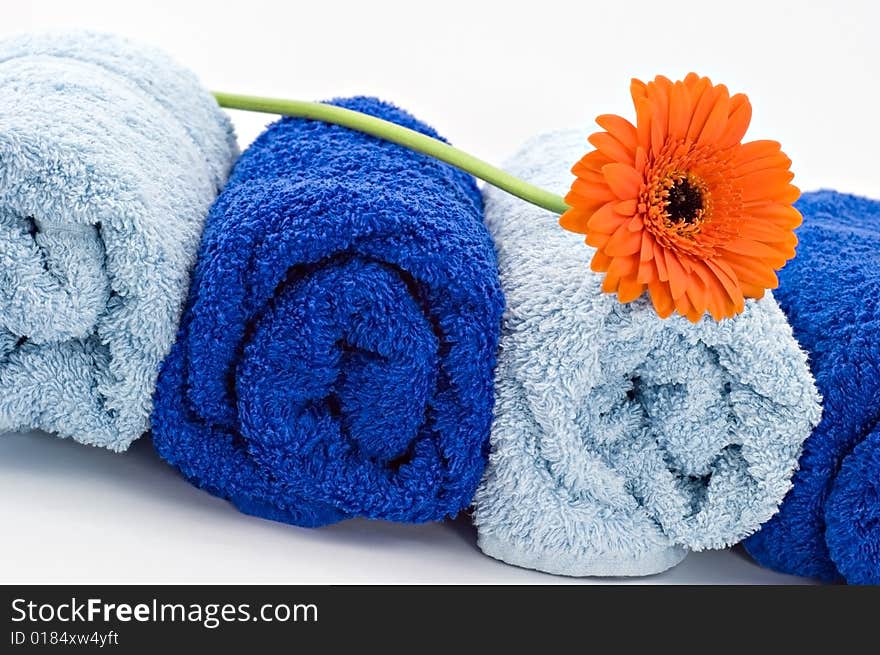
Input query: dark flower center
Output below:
<box><xmin>666</xmin><ymin>178</ymin><xmax>704</xmax><ymax>225</ymax></box>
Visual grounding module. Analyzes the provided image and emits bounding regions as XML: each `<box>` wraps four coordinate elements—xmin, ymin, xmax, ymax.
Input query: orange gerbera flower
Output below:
<box><xmin>560</xmin><ymin>73</ymin><xmax>801</xmax><ymax>322</ymax></box>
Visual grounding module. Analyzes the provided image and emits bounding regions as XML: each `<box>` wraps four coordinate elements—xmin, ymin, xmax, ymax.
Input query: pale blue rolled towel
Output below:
<box><xmin>472</xmin><ymin>130</ymin><xmax>822</xmax><ymax>577</ymax></box>
<box><xmin>0</xmin><ymin>32</ymin><xmax>238</xmax><ymax>450</ymax></box>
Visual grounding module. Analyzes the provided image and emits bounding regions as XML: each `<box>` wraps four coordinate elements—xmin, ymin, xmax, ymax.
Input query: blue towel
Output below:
<box><xmin>0</xmin><ymin>32</ymin><xmax>237</xmax><ymax>450</ymax></box>
<box><xmin>472</xmin><ymin>130</ymin><xmax>822</xmax><ymax>577</ymax></box>
<box><xmin>745</xmin><ymin>191</ymin><xmax>880</xmax><ymax>584</ymax></box>
<box><xmin>151</xmin><ymin>97</ymin><xmax>504</xmax><ymax>526</ymax></box>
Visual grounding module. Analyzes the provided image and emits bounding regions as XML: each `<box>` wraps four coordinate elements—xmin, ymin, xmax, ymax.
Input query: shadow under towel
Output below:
<box><xmin>745</xmin><ymin>191</ymin><xmax>880</xmax><ymax>584</ymax></box>
<box><xmin>0</xmin><ymin>32</ymin><xmax>238</xmax><ymax>450</ymax></box>
<box><xmin>151</xmin><ymin>97</ymin><xmax>504</xmax><ymax>527</ymax></box>
<box><xmin>472</xmin><ymin>130</ymin><xmax>822</xmax><ymax>577</ymax></box>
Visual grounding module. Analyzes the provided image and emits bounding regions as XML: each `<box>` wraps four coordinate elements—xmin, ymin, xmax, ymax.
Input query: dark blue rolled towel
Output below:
<box><xmin>151</xmin><ymin>97</ymin><xmax>504</xmax><ymax>527</ymax></box>
<box><xmin>744</xmin><ymin>190</ymin><xmax>880</xmax><ymax>584</ymax></box>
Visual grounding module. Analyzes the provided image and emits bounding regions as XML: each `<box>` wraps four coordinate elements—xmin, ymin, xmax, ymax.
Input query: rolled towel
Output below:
<box><xmin>472</xmin><ymin>130</ymin><xmax>822</xmax><ymax>577</ymax></box>
<box><xmin>151</xmin><ymin>97</ymin><xmax>504</xmax><ymax>526</ymax></box>
<box><xmin>745</xmin><ymin>191</ymin><xmax>880</xmax><ymax>584</ymax></box>
<box><xmin>0</xmin><ymin>32</ymin><xmax>238</xmax><ymax>450</ymax></box>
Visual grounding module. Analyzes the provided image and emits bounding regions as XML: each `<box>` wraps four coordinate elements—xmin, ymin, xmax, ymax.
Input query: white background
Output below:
<box><xmin>3</xmin><ymin>0</ymin><xmax>875</xmax><ymax>584</ymax></box>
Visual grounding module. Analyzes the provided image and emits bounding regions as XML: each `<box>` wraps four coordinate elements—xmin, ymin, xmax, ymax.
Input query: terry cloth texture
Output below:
<box><xmin>0</xmin><ymin>31</ymin><xmax>238</xmax><ymax>450</ymax></box>
<box><xmin>745</xmin><ymin>191</ymin><xmax>880</xmax><ymax>584</ymax></box>
<box><xmin>472</xmin><ymin>129</ymin><xmax>822</xmax><ymax>577</ymax></box>
<box><xmin>151</xmin><ymin>97</ymin><xmax>504</xmax><ymax>527</ymax></box>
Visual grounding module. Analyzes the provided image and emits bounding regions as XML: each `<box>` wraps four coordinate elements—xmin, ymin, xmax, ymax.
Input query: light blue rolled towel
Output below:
<box><xmin>472</xmin><ymin>130</ymin><xmax>822</xmax><ymax>577</ymax></box>
<box><xmin>0</xmin><ymin>32</ymin><xmax>238</xmax><ymax>450</ymax></box>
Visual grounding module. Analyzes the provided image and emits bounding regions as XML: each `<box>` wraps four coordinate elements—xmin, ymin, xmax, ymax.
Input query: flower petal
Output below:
<box><xmin>723</xmin><ymin>252</ymin><xmax>780</xmax><ymax>289</ymax></box>
<box><xmin>616</xmin><ymin>199</ymin><xmax>638</xmax><ymax>215</ymax></box>
<box><xmin>686</xmin><ymin>82</ymin><xmax>721</xmax><ymax>142</ymax></box>
<box><xmin>651</xmin><ymin>110</ymin><xmax>666</xmax><ymax>154</ymax></box>
<box><xmin>686</xmin><ymin>308</ymin><xmax>704</xmax><ymax>324</ymax></box>
<box><xmin>733</xmin><ymin>140</ymin><xmax>781</xmax><ymax>165</ymax></box>
<box><xmin>640</xmin><ymin>232</ymin><xmax>655</xmax><ymax>262</ymax></box>
<box><xmin>653</xmin><ymin>243</ymin><xmax>669</xmax><ymax>281</ymax></box>
<box><xmin>722</xmin><ymin>238</ymin><xmax>791</xmax><ymax>267</ymax></box>
<box><xmin>776</xmin><ymin>184</ymin><xmax>801</xmax><ymax>204</ymax></box>
<box><xmin>690</xmin><ymin>260</ymin><xmax>728</xmax><ymax>321</ymax></box>
<box><xmin>736</xmin><ymin>218</ymin><xmax>800</xmax><ymax>243</ymax></box>
<box><xmin>569</xmin><ymin>178</ymin><xmax>617</xmax><ymax>204</ymax></box>
<box><xmin>668</xmin><ymin>81</ymin><xmax>692</xmax><ymax>141</ymax></box>
<box><xmin>596</xmin><ymin>114</ymin><xmax>639</xmax><ymax>152</ymax></box>
<box><xmin>739</xmin><ymin>169</ymin><xmax>796</xmax><ymax>202</ymax></box>
<box><xmin>617</xmin><ymin>278</ymin><xmax>645</xmax><ymax>303</ymax></box>
<box><xmin>602</xmin><ymin>255</ymin><xmax>638</xmax><ymax>294</ymax></box>
<box><xmin>717</xmin><ymin>93</ymin><xmax>752</xmax><ymax>148</ymax></box>
<box><xmin>648</xmin><ymin>279</ymin><xmax>675</xmax><ymax>318</ymax></box>
<box><xmin>664</xmin><ymin>250</ymin><xmax>689</xmax><ymax>299</ymax></box>
<box><xmin>637</xmin><ymin>258</ymin><xmax>656</xmax><ymax>284</ymax></box>
<box><xmin>705</xmin><ymin>258</ymin><xmax>746</xmax><ymax>311</ymax></box>
<box><xmin>674</xmin><ymin>291</ymin><xmax>693</xmax><ymax>317</ymax></box>
<box><xmin>602</xmin><ymin>163</ymin><xmax>642</xmax><ymax>199</ymax></box>
<box><xmin>604</xmin><ymin>222</ymin><xmax>643</xmax><ymax>256</ymax></box>
<box><xmin>608</xmin><ymin>255</ymin><xmax>639</xmax><ymax>278</ymax></box>
<box><xmin>682</xmin><ymin>72</ymin><xmax>704</xmax><ymax>90</ymax></box>
<box><xmin>572</xmin><ymin>149</ymin><xmax>614</xmax><ymax>174</ymax></box>
<box><xmin>630</xmin><ymin>78</ymin><xmax>648</xmax><ymax>104</ymax></box>
<box><xmin>602</xmin><ymin>271</ymin><xmax>621</xmax><ymax>294</ymax></box>
<box><xmin>731</xmin><ymin>151</ymin><xmax>791</xmax><ymax>178</ymax></box>
<box><xmin>586</xmin><ymin>231</ymin><xmax>611</xmax><ymax>248</ymax></box>
<box><xmin>685</xmin><ymin>273</ymin><xmax>709</xmax><ymax>318</ymax></box>
<box><xmin>587</xmin><ymin>202</ymin><xmax>626</xmax><ymax>234</ymax></box>
<box><xmin>635</xmin><ymin>99</ymin><xmax>653</xmax><ymax>151</ymax></box>
<box><xmin>647</xmin><ymin>80</ymin><xmax>670</xmax><ymax>152</ymax></box>
<box><xmin>634</xmin><ymin>145</ymin><xmax>648</xmax><ymax>172</ymax></box>
<box><xmin>739</xmin><ymin>281</ymin><xmax>765</xmax><ymax>298</ymax></box>
<box><xmin>697</xmin><ymin>84</ymin><xmax>730</xmax><ymax>145</ymax></box>
<box><xmin>590</xmin><ymin>250</ymin><xmax>613</xmax><ymax>272</ymax></box>
<box><xmin>571</xmin><ymin>166</ymin><xmax>605</xmax><ymax>185</ymax></box>
<box><xmin>749</xmin><ymin>203</ymin><xmax>803</xmax><ymax>229</ymax></box>
<box><xmin>564</xmin><ymin>191</ymin><xmax>605</xmax><ymax>218</ymax></box>
<box><xmin>559</xmin><ymin>208</ymin><xmax>590</xmax><ymax>233</ymax></box>
<box><xmin>588</xmin><ymin>132</ymin><xmax>634</xmax><ymax>165</ymax></box>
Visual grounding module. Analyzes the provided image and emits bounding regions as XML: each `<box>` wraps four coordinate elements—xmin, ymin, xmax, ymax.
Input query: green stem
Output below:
<box><xmin>213</xmin><ymin>92</ymin><xmax>570</xmax><ymax>215</ymax></box>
